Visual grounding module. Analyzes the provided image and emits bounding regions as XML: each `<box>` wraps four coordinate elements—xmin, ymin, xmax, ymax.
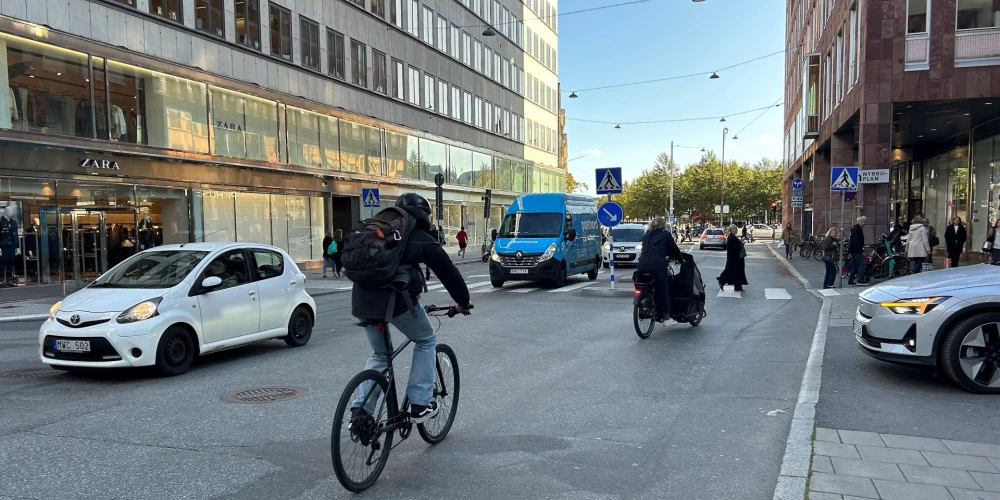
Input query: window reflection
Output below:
<box><xmin>287</xmin><ymin>107</ymin><xmax>321</xmax><ymax>168</ymax></box>
<box><xmin>420</xmin><ymin>139</ymin><xmax>446</xmax><ymax>181</ymax></box>
<box><xmin>450</xmin><ymin>146</ymin><xmax>473</xmax><ymax>186</ymax></box>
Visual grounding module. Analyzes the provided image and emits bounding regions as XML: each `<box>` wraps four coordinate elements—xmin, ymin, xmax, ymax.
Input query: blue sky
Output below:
<box><xmin>558</xmin><ymin>0</ymin><xmax>786</xmax><ymax>191</ymax></box>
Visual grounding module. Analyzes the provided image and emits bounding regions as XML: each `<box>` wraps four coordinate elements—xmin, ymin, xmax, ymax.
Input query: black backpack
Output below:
<box><xmin>341</xmin><ymin>207</ymin><xmax>424</xmax><ymax>320</ymax></box>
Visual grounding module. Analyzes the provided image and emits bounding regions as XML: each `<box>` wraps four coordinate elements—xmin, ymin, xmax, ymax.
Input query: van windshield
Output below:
<box><xmin>499</xmin><ymin>213</ymin><xmax>564</xmax><ymax>238</ymax></box>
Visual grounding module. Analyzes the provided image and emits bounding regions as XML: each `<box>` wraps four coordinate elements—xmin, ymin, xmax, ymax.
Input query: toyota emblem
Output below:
<box><xmin>515</xmin><ymin>250</ymin><xmax>524</xmax><ymax>261</ymax></box>
<box><xmin>69</xmin><ymin>314</ymin><xmax>81</xmax><ymax>325</ymax></box>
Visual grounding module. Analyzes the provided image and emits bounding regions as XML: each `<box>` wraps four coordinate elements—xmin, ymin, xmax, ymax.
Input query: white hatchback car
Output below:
<box><xmin>39</xmin><ymin>243</ymin><xmax>316</xmax><ymax>376</ymax></box>
<box><xmin>602</xmin><ymin>223</ymin><xmax>648</xmax><ymax>268</ymax></box>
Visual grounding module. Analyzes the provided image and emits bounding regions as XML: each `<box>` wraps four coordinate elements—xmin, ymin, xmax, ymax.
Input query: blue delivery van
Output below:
<box><xmin>488</xmin><ymin>193</ymin><xmax>602</xmax><ymax>288</ymax></box>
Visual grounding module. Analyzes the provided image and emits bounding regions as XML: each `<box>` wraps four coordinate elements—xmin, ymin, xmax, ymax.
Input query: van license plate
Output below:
<box><xmin>54</xmin><ymin>339</ymin><xmax>91</xmax><ymax>352</ymax></box>
<box><xmin>509</xmin><ymin>269</ymin><xmax>529</xmax><ymax>274</ymax></box>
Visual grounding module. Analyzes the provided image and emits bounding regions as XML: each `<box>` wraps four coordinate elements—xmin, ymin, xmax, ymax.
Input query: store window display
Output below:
<box><xmin>0</xmin><ymin>204</ymin><xmax>20</xmax><ymax>286</ymax></box>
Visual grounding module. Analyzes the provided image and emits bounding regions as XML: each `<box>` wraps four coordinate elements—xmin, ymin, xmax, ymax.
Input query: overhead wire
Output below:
<box><xmin>566</xmin><ymin>102</ymin><xmax>783</xmax><ymax>126</ymax></box>
<box><xmin>732</xmin><ymin>97</ymin><xmax>784</xmax><ymax>139</ymax></box>
<box><xmin>431</xmin><ymin>0</ymin><xmax>660</xmax><ymax>31</ymax></box>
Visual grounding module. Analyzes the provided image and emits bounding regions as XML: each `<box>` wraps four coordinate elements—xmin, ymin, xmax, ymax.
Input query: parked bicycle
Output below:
<box><xmin>799</xmin><ymin>234</ymin><xmax>819</xmax><ymax>260</ymax></box>
<box><xmin>331</xmin><ymin>304</ymin><xmax>471</xmax><ymax>492</ymax></box>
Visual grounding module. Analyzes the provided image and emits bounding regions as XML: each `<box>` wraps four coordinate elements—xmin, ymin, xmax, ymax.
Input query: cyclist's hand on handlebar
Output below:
<box><xmin>454</xmin><ymin>304</ymin><xmax>473</xmax><ymax>316</ymax></box>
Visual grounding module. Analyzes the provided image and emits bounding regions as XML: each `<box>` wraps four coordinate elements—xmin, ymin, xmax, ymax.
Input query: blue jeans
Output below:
<box><xmin>911</xmin><ymin>257</ymin><xmax>925</xmax><ymax>274</ymax></box>
<box><xmin>354</xmin><ymin>306</ymin><xmax>437</xmax><ymax>412</ymax></box>
<box><xmin>823</xmin><ymin>256</ymin><xmax>837</xmax><ymax>288</ymax></box>
<box><xmin>322</xmin><ymin>256</ymin><xmax>331</xmax><ymax>274</ymax></box>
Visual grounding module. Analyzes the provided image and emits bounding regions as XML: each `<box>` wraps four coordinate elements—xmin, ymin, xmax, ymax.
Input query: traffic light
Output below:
<box><xmin>771</xmin><ymin>201</ymin><xmax>777</xmax><ymax>213</ymax></box>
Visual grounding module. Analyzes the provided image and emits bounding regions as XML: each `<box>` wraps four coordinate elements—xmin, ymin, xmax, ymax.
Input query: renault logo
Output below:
<box><xmin>69</xmin><ymin>314</ymin><xmax>81</xmax><ymax>325</ymax></box>
<box><xmin>515</xmin><ymin>251</ymin><xmax>524</xmax><ymax>261</ymax></box>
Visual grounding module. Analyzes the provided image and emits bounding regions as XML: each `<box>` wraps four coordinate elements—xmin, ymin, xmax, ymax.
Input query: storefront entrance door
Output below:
<box><xmin>39</xmin><ymin>207</ymin><xmax>138</xmax><ymax>290</ymax></box>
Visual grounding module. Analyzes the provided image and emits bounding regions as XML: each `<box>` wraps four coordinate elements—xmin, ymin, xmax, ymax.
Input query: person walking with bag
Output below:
<box><xmin>987</xmin><ymin>220</ymin><xmax>1000</xmax><ymax>264</ymax></box>
<box><xmin>821</xmin><ymin>228</ymin><xmax>840</xmax><ymax>289</ymax></box>
<box><xmin>944</xmin><ymin>216</ymin><xmax>967</xmax><ymax>268</ymax></box>
<box><xmin>717</xmin><ymin>225</ymin><xmax>748</xmax><ymax>292</ymax></box>
<box><xmin>907</xmin><ymin>216</ymin><xmax>931</xmax><ymax>273</ymax></box>
<box><xmin>322</xmin><ymin>230</ymin><xmax>334</xmax><ymax>278</ymax></box>
<box><xmin>332</xmin><ymin>229</ymin><xmax>345</xmax><ymax>278</ymax></box>
<box><xmin>781</xmin><ymin>223</ymin><xmax>794</xmax><ymax>259</ymax></box>
<box><xmin>848</xmin><ymin>216</ymin><xmax>869</xmax><ymax>286</ymax></box>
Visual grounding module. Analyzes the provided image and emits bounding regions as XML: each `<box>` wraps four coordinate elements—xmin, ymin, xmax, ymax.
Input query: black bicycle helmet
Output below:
<box><xmin>395</xmin><ymin>193</ymin><xmax>432</xmax><ymax>224</ymax></box>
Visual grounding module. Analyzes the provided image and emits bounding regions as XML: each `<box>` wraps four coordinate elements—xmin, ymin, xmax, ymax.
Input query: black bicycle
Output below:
<box><xmin>331</xmin><ymin>304</ymin><xmax>471</xmax><ymax>492</ymax></box>
<box><xmin>632</xmin><ymin>256</ymin><xmax>706</xmax><ymax>338</ymax></box>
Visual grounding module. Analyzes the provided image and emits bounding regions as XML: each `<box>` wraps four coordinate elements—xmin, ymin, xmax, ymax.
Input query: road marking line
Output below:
<box><xmin>467</xmin><ymin>274</ymin><xmax>491</xmax><ymax>278</ymax></box>
<box><xmin>510</xmin><ymin>287</ymin><xmax>538</xmax><ymax>293</ymax></box>
<box><xmin>426</xmin><ymin>283</ymin><xmax>446</xmax><ymax>290</ymax></box>
<box><xmin>765</xmin><ymin>288</ymin><xmax>791</xmax><ymax>300</ymax></box>
<box><xmin>439</xmin><ymin>282</ymin><xmax>491</xmax><ymax>292</ymax></box>
<box><xmin>548</xmin><ymin>282</ymin><xmax>596</xmax><ymax>293</ymax></box>
<box><xmin>717</xmin><ymin>289</ymin><xmax>743</xmax><ymax>298</ymax></box>
<box><xmin>817</xmin><ymin>288</ymin><xmax>841</xmax><ymax>296</ymax></box>
<box><xmin>472</xmin><ymin>286</ymin><xmax>500</xmax><ymax>293</ymax></box>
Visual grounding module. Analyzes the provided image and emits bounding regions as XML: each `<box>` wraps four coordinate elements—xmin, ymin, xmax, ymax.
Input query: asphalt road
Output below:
<box><xmin>0</xmin><ymin>243</ymin><xmax>819</xmax><ymax>500</ymax></box>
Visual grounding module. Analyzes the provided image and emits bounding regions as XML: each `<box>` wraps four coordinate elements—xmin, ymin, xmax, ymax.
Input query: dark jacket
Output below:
<box><xmin>637</xmin><ymin>228</ymin><xmax>684</xmax><ymax>271</ymax></box>
<box><xmin>718</xmin><ymin>233</ymin><xmax>748</xmax><ymax>286</ymax></box>
<box><xmin>352</xmin><ymin>207</ymin><xmax>470</xmax><ymax>320</ymax></box>
<box><xmin>849</xmin><ymin>224</ymin><xmax>864</xmax><ymax>253</ymax></box>
<box><xmin>322</xmin><ymin>235</ymin><xmax>333</xmax><ymax>257</ymax></box>
<box><xmin>944</xmin><ymin>224</ymin><xmax>967</xmax><ymax>253</ymax></box>
<box><xmin>822</xmin><ymin>235</ymin><xmax>839</xmax><ymax>258</ymax></box>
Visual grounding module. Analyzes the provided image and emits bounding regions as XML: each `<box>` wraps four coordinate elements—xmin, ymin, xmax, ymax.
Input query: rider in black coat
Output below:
<box><xmin>637</xmin><ymin>218</ymin><xmax>684</xmax><ymax>322</ymax></box>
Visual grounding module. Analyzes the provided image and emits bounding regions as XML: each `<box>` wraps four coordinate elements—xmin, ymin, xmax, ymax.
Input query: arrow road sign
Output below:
<box><xmin>595</xmin><ymin>168</ymin><xmax>623</xmax><ymax>195</ymax></box>
<box><xmin>830</xmin><ymin>166</ymin><xmax>859</xmax><ymax>192</ymax></box>
<box><xmin>597</xmin><ymin>201</ymin><xmax>624</xmax><ymax>227</ymax></box>
<box><xmin>792</xmin><ymin>178</ymin><xmax>804</xmax><ymax>189</ymax></box>
<box><xmin>362</xmin><ymin>188</ymin><xmax>380</xmax><ymax>207</ymax></box>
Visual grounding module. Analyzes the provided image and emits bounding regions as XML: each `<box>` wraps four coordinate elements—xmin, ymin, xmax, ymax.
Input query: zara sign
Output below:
<box><xmin>78</xmin><ymin>158</ymin><xmax>121</xmax><ymax>170</ymax></box>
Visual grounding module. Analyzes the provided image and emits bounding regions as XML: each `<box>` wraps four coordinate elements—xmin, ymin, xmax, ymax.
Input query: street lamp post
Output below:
<box><xmin>669</xmin><ymin>140</ymin><xmax>674</xmax><ymax>223</ymax></box>
<box><xmin>721</xmin><ymin>127</ymin><xmax>728</xmax><ymax>227</ymax></box>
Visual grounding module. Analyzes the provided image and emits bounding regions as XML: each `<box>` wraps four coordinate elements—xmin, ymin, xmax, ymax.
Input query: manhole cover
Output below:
<box><xmin>1</xmin><ymin>368</ymin><xmax>64</xmax><ymax>379</ymax></box>
<box><xmin>223</xmin><ymin>386</ymin><xmax>305</xmax><ymax>403</ymax></box>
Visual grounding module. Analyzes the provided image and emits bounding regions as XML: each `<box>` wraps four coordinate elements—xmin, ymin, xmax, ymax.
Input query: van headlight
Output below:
<box><xmin>48</xmin><ymin>301</ymin><xmax>62</xmax><ymax>322</ymax></box>
<box><xmin>117</xmin><ymin>297</ymin><xmax>163</xmax><ymax>324</ymax></box>
<box><xmin>490</xmin><ymin>248</ymin><xmax>500</xmax><ymax>262</ymax></box>
<box><xmin>540</xmin><ymin>243</ymin><xmax>557</xmax><ymax>261</ymax></box>
<box><xmin>880</xmin><ymin>297</ymin><xmax>949</xmax><ymax>315</ymax></box>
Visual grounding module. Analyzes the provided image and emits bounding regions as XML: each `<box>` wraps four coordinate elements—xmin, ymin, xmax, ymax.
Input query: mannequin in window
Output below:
<box><xmin>0</xmin><ymin>205</ymin><xmax>20</xmax><ymax>285</ymax></box>
<box><xmin>138</xmin><ymin>207</ymin><xmax>154</xmax><ymax>250</ymax></box>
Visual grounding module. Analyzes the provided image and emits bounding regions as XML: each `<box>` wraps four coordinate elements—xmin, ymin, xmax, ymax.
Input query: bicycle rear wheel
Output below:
<box><xmin>800</xmin><ymin>243</ymin><xmax>811</xmax><ymax>259</ymax></box>
<box><xmin>332</xmin><ymin>369</ymin><xmax>395</xmax><ymax>493</ymax></box>
<box><xmin>633</xmin><ymin>297</ymin><xmax>655</xmax><ymax>339</ymax></box>
<box><xmin>813</xmin><ymin>246</ymin><xmax>824</xmax><ymax>261</ymax></box>
<box><xmin>418</xmin><ymin>344</ymin><xmax>460</xmax><ymax>444</ymax></box>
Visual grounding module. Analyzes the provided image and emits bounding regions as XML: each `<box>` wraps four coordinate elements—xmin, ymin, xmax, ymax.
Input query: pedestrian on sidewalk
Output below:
<box><xmin>822</xmin><ymin>227</ymin><xmax>840</xmax><ymax>289</ymax></box>
<box><xmin>848</xmin><ymin>216</ymin><xmax>869</xmax><ymax>286</ymax></box>
<box><xmin>907</xmin><ymin>216</ymin><xmax>931</xmax><ymax>273</ymax></box>
<box><xmin>332</xmin><ymin>229</ymin><xmax>345</xmax><ymax>278</ymax></box>
<box><xmin>717</xmin><ymin>225</ymin><xmax>748</xmax><ymax>292</ymax></box>
<box><xmin>322</xmin><ymin>230</ymin><xmax>334</xmax><ymax>278</ymax></box>
<box><xmin>944</xmin><ymin>216</ymin><xmax>967</xmax><ymax>268</ymax></box>
<box><xmin>989</xmin><ymin>220</ymin><xmax>1000</xmax><ymax>264</ymax></box>
<box><xmin>456</xmin><ymin>226</ymin><xmax>468</xmax><ymax>258</ymax></box>
<box><xmin>781</xmin><ymin>223</ymin><xmax>794</xmax><ymax>259</ymax></box>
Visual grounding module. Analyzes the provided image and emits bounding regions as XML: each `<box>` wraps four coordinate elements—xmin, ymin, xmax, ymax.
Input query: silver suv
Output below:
<box><xmin>855</xmin><ymin>264</ymin><xmax>1000</xmax><ymax>393</ymax></box>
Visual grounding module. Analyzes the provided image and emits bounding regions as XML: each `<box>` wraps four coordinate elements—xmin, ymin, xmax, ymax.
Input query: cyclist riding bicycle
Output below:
<box><xmin>350</xmin><ymin>193</ymin><xmax>471</xmax><ymax>423</ymax></box>
<box><xmin>637</xmin><ymin>217</ymin><xmax>685</xmax><ymax>322</ymax></box>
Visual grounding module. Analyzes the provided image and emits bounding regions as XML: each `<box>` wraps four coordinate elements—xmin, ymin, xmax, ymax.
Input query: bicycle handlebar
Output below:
<box><xmin>425</xmin><ymin>304</ymin><xmax>474</xmax><ymax>318</ymax></box>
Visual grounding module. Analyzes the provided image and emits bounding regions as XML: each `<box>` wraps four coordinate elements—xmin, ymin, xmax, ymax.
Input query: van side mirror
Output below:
<box><xmin>566</xmin><ymin>228</ymin><xmax>577</xmax><ymax>241</ymax></box>
<box><xmin>201</xmin><ymin>276</ymin><xmax>223</xmax><ymax>289</ymax></box>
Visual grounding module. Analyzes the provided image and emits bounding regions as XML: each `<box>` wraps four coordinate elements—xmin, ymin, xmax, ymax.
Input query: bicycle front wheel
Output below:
<box><xmin>418</xmin><ymin>344</ymin><xmax>460</xmax><ymax>444</ymax></box>
<box><xmin>332</xmin><ymin>369</ymin><xmax>395</xmax><ymax>493</ymax></box>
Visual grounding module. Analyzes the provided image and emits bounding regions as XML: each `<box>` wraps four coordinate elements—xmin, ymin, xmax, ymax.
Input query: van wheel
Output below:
<box><xmin>588</xmin><ymin>258</ymin><xmax>600</xmax><ymax>280</ymax></box>
<box><xmin>491</xmin><ymin>278</ymin><xmax>504</xmax><ymax>288</ymax></box>
<box><xmin>284</xmin><ymin>307</ymin><xmax>313</xmax><ymax>347</ymax></box>
<box><xmin>154</xmin><ymin>327</ymin><xmax>195</xmax><ymax>377</ymax></box>
<box><xmin>553</xmin><ymin>265</ymin><xmax>568</xmax><ymax>288</ymax></box>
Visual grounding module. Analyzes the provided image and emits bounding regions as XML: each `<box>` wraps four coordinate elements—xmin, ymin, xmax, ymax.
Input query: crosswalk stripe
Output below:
<box><xmin>472</xmin><ymin>287</ymin><xmax>500</xmax><ymax>294</ymax></box>
<box><xmin>765</xmin><ymin>288</ymin><xmax>791</xmax><ymax>300</ymax></box>
<box><xmin>467</xmin><ymin>274</ymin><xmax>491</xmax><ymax>278</ymax></box>
<box><xmin>717</xmin><ymin>289</ymin><xmax>743</xmax><ymax>298</ymax></box>
<box><xmin>548</xmin><ymin>282</ymin><xmax>596</xmax><ymax>293</ymax></box>
<box><xmin>510</xmin><ymin>287</ymin><xmax>538</xmax><ymax>293</ymax></box>
<box><xmin>817</xmin><ymin>288</ymin><xmax>841</xmax><ymax>296</ymax></box>
<box><xmin>426</xmin><ymin>283</ymin><xmax>446</xmax><ymax>290</ymax></box>
<box><xmin>439</xmin><ymin>282</ymin><xmax>491</xmax><ymax>292</ymax></box>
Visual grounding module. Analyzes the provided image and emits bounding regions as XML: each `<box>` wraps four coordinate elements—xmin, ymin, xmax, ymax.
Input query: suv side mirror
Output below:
<box><xmin>201</xmin><ymin>276</ymin><xmax>222</xmax><ymax>289</ymax></box>
<box><xmin>566</xmin><ymin>228</ymin><xmax>577</xmax><ymax>241</ymax></box>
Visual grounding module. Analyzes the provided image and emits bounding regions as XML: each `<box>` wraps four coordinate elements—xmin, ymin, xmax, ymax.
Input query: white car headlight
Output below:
<box><xmin>605</xmin><ymin>243</ymin><xmax>611</xmax><ymax>251</ymax></box>
<box><xmin>635</xmin><ymin>243</ymin><xmax>643</xmax><ymax>252</ymax></box>
<box><xmin>880</xmin><ymin>297</ymin><xmax>949</xmax><ymax>315</ymax></box>
<box><xmin>117</xmin><ymin>297</ymin><xmax>163</xmax><ymax>324</ymax></box>
<box><xmin>490</xmin><ymin>248</ymin><xmax>500</xmax><ymax>262</ymax></box>
<box><xmin>48</xmin><ymin>301</ymin><xmax>62</xmax><ymax>322</ymax></box>
<box><xmin>540</xmin><ymin>243</ymin><xmax>557</xmax><ymax>261</ymax></box>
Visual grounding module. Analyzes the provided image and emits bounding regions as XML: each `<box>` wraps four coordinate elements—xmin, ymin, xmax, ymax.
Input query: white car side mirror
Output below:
<box><xmin>201</xmin><ymin>276</ymin><xmax>223</xmax><ymax>289</ymax></box>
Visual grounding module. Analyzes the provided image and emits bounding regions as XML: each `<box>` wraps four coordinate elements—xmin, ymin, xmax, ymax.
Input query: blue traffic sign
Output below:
<box><xmin>669</xmin><ymin>214</ymin><xmax>675</xmax><ymax>223</ymax></box>
<box><xmin>362</xmin><ymin>188</ymin><xmax>380</xmax><ymax>207</ymax></box>
<box><xmin>595</xmin><ymin>168</ymin><xmax>623</xmax><ymax>195</ymax></box>
<box><xmin>792</xmin><ymin>178</ymin><xmax>804</xmax><ymax>189</ymax></box>
<box><xmin>830</xmin><ymin>167</ymin><xmax>859</xmax><ymax>192</ymax></box>
<box><xmin>597</xmin><ymin>202</ymin><xmax>624</xmax><ymax>227</ymax></box>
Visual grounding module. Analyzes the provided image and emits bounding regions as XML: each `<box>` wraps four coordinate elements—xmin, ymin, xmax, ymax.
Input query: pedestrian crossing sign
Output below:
<box><xmin>595</xmin><ymin>168</ymin><xmax>623</xmax><ymax>195</ymax></box>
<box><xmin>362</xmin><ymin>188</ymin><xmax>380</xmax><ymax>207</ymax></box>
<box><xmin>830</xmin><ymin>166</ymin><xmax>859</xmax><ymax>192</ymax></box>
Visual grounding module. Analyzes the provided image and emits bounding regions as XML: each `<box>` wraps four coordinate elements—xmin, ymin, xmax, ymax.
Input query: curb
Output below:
<box><xmin>0</xmin><ymin>314</ymin><xmax>49</xmax><ymax>323</ymax></box>
<box><xmin>580</xmin><ymin>287</ymin><xmax>634</xmax><ymax>297</ymax></box>
<box><xmin>769</xmin><ymin>243</ymin><xmax>829</xmax><ymax>500</ymax></box>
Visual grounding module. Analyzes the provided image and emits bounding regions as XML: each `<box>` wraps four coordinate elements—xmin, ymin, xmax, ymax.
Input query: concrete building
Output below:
<box><xmin>783</xmin><ymin>0</ymin><xmax>1000</xmax><ymax>262</ymax></box>
<box><xmin>0</xmin><ymin>0</ymin><xmax>562</xmax><ymax>298</ymax></box>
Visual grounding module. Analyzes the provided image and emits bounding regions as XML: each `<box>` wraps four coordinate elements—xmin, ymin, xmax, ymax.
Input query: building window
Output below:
<box><xmin>492</xmin><ymin>0</ymin><xmax>500</xmax><ymax>29</ymax></box>
<box><xmin>451</xmin><ymin>85</ymin><xmax>461</xmax><ymax>120</ymax></box>
<box><xmin>391</xmin><ymin>58</ymin><xmax>404</xmax><ymax>99</ymax></box>
<box><xmin>422</xmin><ymin>6</ymin><xmax>434</xmax><ymax>45</ymax></box>
<box><xmin>116</xmin><ymin>0</ymin><xmax>135</xmax><ymax>5</ymax></box>
<box><xmin>450</xmin><ymin>25</ymin><xmax>460</xmax><ymax>58</ymax></box>
<box><xmin>437</xmin><ymin>15</ymin><xmax>448</xmax><ymax>52</ymax></box>
<box><xmin>484</xmin><ymin>47</ymin><xmax>493</xmax><ymax>79</ymax></box>
<box><xmin>907</xmin><ymin>0</ymin><xmax>928</xmax><ymax>33</ymax></box>
<box><xmin>373</xmin><ymin>50</ymin><xmax>387</xmax><ymax>94</ymax></box>
<box><xmin>485</xmin><ymin>101</ymin><xmax>493</xmax><ymax>131</ymax></box>
<box><xmin>407</xmin><ymin>0</ymin><xmax>419</xmax><ymax>37</ymax></box>
<box><xmin>370</xmin><ymin>0</ymin><xmax>385</xmax><ymax>19</ymax></box>
<box><xmin>502</xmin><ymin>7</ymin><xmax>510</xmax><ymax>38</ymax></box>
<box><xmin>424</xmin><ymin>73</ymin><xmax>435</xmax><ymax>110</ymax></box>
<box><xmin>474</xmin><ymin>96</ymin><xmax>483</xmax><ymax>127</ymax></box>
<box><xmin>494</xmin><ymin>103</ymin><xmax>502</xmax><ymax>133</ymax></box>
<box><xmin>195</xmin><ymin>0</ymin><xmax>224</xmax><ymax>36</ymax></box>
<box><xmin>493</xmin><ymin>52</ymin><xmax>501</xmax><ymax>82</ymax></box>
<box><xmin>328</xmin><ymin>30</ymin><xmax>345</xmax><ymax>79</ymax></box>
<box><xmin>835</xmin><ymin>30</ymin><xmax>843</xmax><ymax>104</ymax></box>
<box><xmin>474</xmin><ymin>40</ymin><xmax>483</xmax><ymax>72</ymax></box>
<box><xmin>463</xmin><ymin>91</ymin><xmax>473</xmax><ymax>124</ymax></box>
<box><xmin>957</xmin><ymin>0</ymin><xmax>999</xmax><ymax>29</ymax></box>
<box><xmin>391</xmin><ymin>0</ymin><xmax>403</xmax><ymax>28</ymax></box>
<box><xmin>351</xmin><ymin>40</ymin><xmax>368</xmax><ymax>87</ymax></box>
<box><xmin>484</xmin><ymin>0</ymin><xmax>492</xmax><ymax>24</ymax></box>
<box><xmin>438</xmin><ymin>80</ymin><xmax>448</xmax><ymax>115</ymax></box>
<box><xmin>300</xmin><ymin>17</ymin><xmax>320</xmax><ymax>71</ymax></box>
<box><xmin>462</xmin><ymin>32</ymin><xmax>472</xmax><ymax>66</ymax></box>
<box><xmin>150</xmin><ymin>0</ymin><xmax>182</xmax><ymax>21</ymax></box>
<box><xmin>269</xmin><ymin>5</ymin><xmax>292</xmax><ymax>60</ymax></box>
<box><xmin>849</xmin><ymin>5</ymin><xmax>858</xmax><ymax>88</ymax></box>
<box><xmin>235</xmin><ymin>0</ymin><xmax>261</xmax><ymax>50</ymax></box>
<box><xmin>407</xmin><ymin>66</ymin><xmax>420</xmax><ymax>105</ymax></box>
<box><xmin>502</xmin><ymin>59</ymin><xmax>509</xmax><ymax>88</ymax></box>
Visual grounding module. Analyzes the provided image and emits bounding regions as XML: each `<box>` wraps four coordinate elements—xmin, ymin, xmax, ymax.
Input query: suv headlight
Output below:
<box><xmin>490</xmin><ymin>248</ymin><xmax>500</xmax><ymax>262</ymax></box>
<box><xmin>880</xmin><ymin>297</ymin><xmax>949</xmax><ymax>315</ymax></box>
<box><xmin>48</xmin><ymin>301</ymin><xmax>62</xmax><ymax>322</ymax></box>
<box><xmin>540</xmin><ymin>243</ymin><xmax>557</xmax><ymax>261</ymax></box>
<box><xmin>117</xmin><ymin>297</ymin><xmax>163</xmax><ymax>324</ymax></box>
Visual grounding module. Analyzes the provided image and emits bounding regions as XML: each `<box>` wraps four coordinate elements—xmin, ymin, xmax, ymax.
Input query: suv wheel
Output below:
<box><xmin>940</xmin><ymin>313</ymin><xmax>1000</xmax><ymax>394</ymax></box>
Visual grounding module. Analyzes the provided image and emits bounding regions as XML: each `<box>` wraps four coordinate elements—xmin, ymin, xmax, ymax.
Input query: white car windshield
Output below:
<box><xmin>610</xmin><ymin>228</ymin><xmax>645</xmax><ymax>242</ymax></box>
<box><xmin>90</xmin><ymin>250</ymin><xmax>210</xmax><ymax>289</ymax></box>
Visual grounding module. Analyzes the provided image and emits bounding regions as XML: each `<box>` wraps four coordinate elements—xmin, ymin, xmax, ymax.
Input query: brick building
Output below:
<box><xmin>783</xmin><ymin>0</ymin><xmax>1000</xmax><ymax>258</ymax></box>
